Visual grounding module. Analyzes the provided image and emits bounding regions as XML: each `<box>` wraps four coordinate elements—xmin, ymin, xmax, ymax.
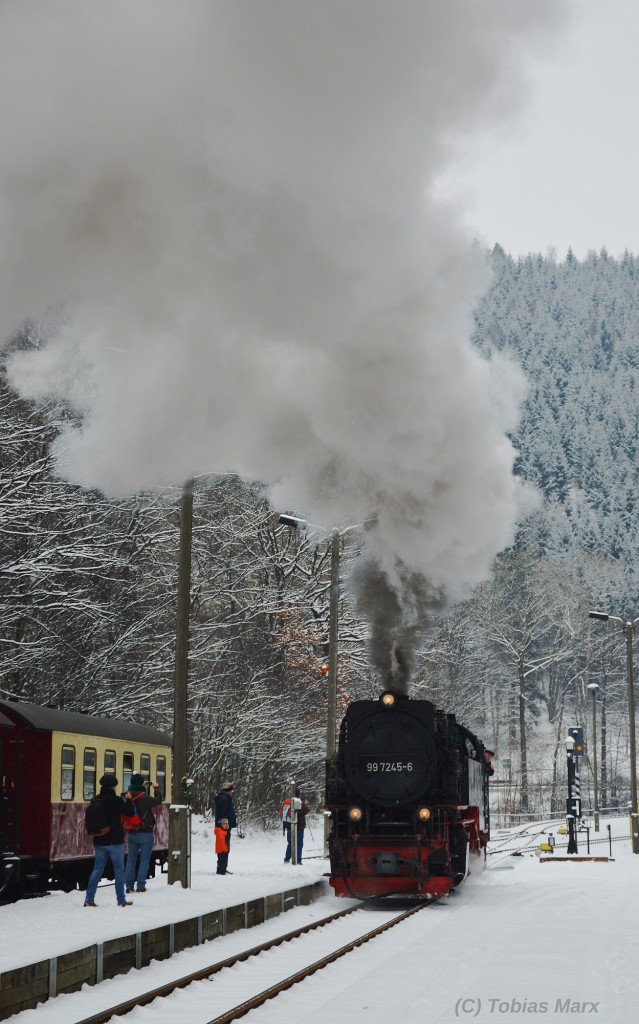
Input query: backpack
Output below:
<box><xmin>280</xmin><ymin>798</ymin><xmax>292</xmax><ymax>832</ymax></box>
<box><xmin>122</xmin><ymin>793</ymin><xmax>145</xmax><ymax>831</ymax></box>
<box><xmin>85</xmin><ymin>796</ymin><xmax>110</xmax><ymax>837</ymax></box>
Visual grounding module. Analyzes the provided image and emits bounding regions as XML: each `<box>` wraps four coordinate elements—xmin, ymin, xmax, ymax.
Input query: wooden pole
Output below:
<box><xmin>168</xmin><ymin>479</ymin><xmax>193</xmax><ymax>887</ymax></box>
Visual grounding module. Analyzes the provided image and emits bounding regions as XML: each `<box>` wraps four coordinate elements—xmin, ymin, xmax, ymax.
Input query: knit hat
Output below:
<box><xmin>129</xmin><ymin>773</ymin><xmax>146</xmax><ymax>794</ymax></box>
<box><xmin>99</xmin><ymin>773</ymin><xmax>118</xmax><ymax>789</ymax></box>
<box><xmin>222</xmin><ymin>781</ymin><xmax>234</xmax><ymax>791</ymax></box>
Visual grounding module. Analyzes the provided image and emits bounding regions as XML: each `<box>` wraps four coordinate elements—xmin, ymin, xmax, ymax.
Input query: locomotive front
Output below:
<box><xmin>326</xmin><ymin>691</ymin><xmax>489</xmax><ymax>899</ymax></box>
<box><xmin>341</xmin><ymin>691</ymin><xmax>438</xmax><ymax>812</ymax></box>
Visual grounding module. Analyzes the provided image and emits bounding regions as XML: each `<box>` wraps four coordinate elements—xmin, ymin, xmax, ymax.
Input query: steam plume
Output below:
<box><xmin>0</xmin><ymin>1</ymin><xmax>566</xmax><ymax>684</ymax></box>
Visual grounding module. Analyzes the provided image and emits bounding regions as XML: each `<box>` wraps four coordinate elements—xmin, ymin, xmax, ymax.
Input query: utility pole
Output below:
<box><xmin>168</xmin><ymin>479</ymin><xmax>193</xmax><ymax>887</ymax></box>
<box><xmin>589</xmin><ymin>612</ymin><xmax>639</xmax><ymax>854</ymax></box>
<box><xmin>588</xmin><ymin>683</ymin><xmax>600</xmax><ymax>831</ymax></box>
<box><xmin>326</xmin><ymin>530</ymin><xmax>340</xmax><ymax>765</ymax></box>
<box><xmin>324</xmin><ymin>529</ymin><xmax>340</xmax><ymax>857</ymax></box>
<box><xmin>625</xmin><ymin>619</ymin><xmax>639</xmax><ymax>853</ymax></box>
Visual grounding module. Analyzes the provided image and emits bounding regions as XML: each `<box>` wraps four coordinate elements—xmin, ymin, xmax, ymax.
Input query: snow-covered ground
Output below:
<box><xmin>4</xmin><ymin>815</ymin><xmax>639</xmax><ymax>1023</ymax></box>
<box><xmin>1</xmin><ymin>817</ymin><xmax>327</xmax><ymax>972</ymax></box>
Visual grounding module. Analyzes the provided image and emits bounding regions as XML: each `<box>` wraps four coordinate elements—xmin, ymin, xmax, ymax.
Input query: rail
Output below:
<box><xmin>72</xmin><ymin>902</ymin><xmax>425</xmax><ymax>1024</ymax></box>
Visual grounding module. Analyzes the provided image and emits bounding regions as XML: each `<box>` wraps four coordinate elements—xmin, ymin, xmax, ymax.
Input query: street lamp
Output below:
<box><xmin>169</xmin><ymin>478</ymin><xmax>194</xmax><ymax>888</ymax></box>
<box><xmin>278</xmin><ymin>513</ymin><xmax>376</xmax><ymax>855</ymax></box>
<box><xmin>587</xmin><ymin>682</ymin><xmax>600</xmax><ymax>832</ymax></box>
<box><xmin>565</xmin><ymin>734</ymin><xmax>579</xmax><ymax>854</ymax></box>
<box><xmin>589</xmin><ymin>611</ymin><xmax>639</xmax><ymax>854</ymax></box>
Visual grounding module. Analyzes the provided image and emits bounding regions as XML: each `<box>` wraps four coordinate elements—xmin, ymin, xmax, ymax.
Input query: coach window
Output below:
<box><xmin>156</xmin><ymin>756</ymin><xmax>166</xmax><ymax>799</ymax></box>
<box><xmin>61</xmin><ymin>745</ymin><xmax>75</xmax><ymax>801</ymax></box>
<box><xmin>83</xmin><ymin>747</ymin><xmax>97</xmax><ymax>800</ymax></box>
<box><xmin>140</xmin><ymin>753</ymin><xmax>151</xmax><ymax>782</ymax></box>
<box><xmin>123</xmin><ymin>752</ymin><xmax>134</xmax><ymax>792</ymax></box>
<box><xmin>104</xmin><ymin>750</ymin><xmax>116</xmax><ymax>776</ymax></box>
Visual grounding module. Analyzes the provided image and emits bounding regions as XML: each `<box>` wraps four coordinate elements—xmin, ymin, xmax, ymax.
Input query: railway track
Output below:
<box><xmin>488</xmin><ymin>817</ymin><xmax>626</xmax><ymax>859</ymax></box>
<box><xmin>491</xmin><ymin>832</ymin><xmax>626</xmax><ymax>856</ymax></box>
<box><xmin>487</xmin><ymin>818</ymin><xmax>565</xmax><ymax>862</ymax></box>
<box><xmin>73</xmin><ymin>901</ymin><xmax>425</xmax><ymax>1024</ymax></box>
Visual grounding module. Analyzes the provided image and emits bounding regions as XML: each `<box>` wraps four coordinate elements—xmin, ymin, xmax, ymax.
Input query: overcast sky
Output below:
<box><xmin>436</xmin><ymin>0</ymin><xmax>639</xmax><ymax>261</ymax></box>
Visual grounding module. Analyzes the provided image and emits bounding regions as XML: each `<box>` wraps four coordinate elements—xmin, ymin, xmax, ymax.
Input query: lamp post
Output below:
<box><xmin>587</xmin><ymin>682</ymin><xmax>600</xmax><ymax>832</ymax></box>
<box><xmin>565</xmin><ymin>734</ymin><xmax>579</xmax><ymax>854</ymax></box>
<box><xmin>168</xmin><ymin>479</ymin><xmax>194</xmax><ymax>887</ymax></box>
<box><xmin>589</xmin><ymin>611</ymin><xmax>639</xmax><ymax>853</ymax></box>
<box><xmin>278</xmin><ymin>513</ymin><xmax>376</xmax><ymax>855</ymax></box>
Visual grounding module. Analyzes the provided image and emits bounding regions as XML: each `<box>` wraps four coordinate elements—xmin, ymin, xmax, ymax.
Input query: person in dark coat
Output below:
<box><xmin>124</xmin><ymin>774</ymin><xmax>163</xmax><ymax>894</ymax></box>
<box><xmin>85</xmin><ymin>774</ymin><xmax>135</xmax><ymax>907</ymax></box>
<box><xmin>214</xmin><ymin>782</ymin><xmax>236</xmax><ymax>874</ymax></box>
<box><xmin>284</xmin><ymin>786</ymin><xmax>310</xmax><ymax>865</ymax></box>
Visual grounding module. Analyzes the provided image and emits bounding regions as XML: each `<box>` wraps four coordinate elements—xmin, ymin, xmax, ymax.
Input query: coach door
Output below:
<box><xmin>0</xmin><ymin>715</ymin><xmax>18</xmax><ymax>854</ymax></box>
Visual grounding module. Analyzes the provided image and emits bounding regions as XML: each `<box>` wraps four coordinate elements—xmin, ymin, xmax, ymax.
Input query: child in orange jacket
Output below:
<box><xmin>215</xmin><ymin>818</ymin><xmax>230</xmax><ymax>875</ymax></box>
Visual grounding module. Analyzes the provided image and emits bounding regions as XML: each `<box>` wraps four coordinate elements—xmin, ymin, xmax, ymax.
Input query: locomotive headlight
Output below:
<box><xmin>417</xmin><ymin>806</ymin><xmax>432</xmax><ymax>821</ymax></box>
<box><xmin>380</xmin><ymin>692</ymin><xmax>396</xmax><ymax>706</ymax></box>
<box><xmin>348</xmin><ymin>806</ymin><xmax>363</xmax><ymax>822</ymax></box>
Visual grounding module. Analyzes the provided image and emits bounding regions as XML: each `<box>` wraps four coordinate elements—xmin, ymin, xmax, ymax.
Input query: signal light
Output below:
<box><xmin>568</xmin><ymin>727</ymin><xmax>585</xmax><ymax>755</ymax></box>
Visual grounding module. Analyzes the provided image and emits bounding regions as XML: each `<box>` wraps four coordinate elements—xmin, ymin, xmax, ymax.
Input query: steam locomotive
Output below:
<box><xmin>0</xmin><ymin>698</ymin><xmax>171</xmax><ymax>900</ymax></box>
<box><xmin>326</xmin><ymin>691</ymin><xmax>490</xmax><ymax>899</ymax></box>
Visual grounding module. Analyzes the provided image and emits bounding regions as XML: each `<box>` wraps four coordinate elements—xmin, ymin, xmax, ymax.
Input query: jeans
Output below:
<box><xmin>284</xmin><ymin>826</ymin><xmax>304</xmax><ymax>863</ymax></box>
<box><xmin>86</xmin><ymin>843</ymin><xmax>126</xmax><ymax>905</ymax></box>
<box><xmin>125</xmin><ymin>832</ymin><xmax>155</xmax><ymax>889</ymax></box>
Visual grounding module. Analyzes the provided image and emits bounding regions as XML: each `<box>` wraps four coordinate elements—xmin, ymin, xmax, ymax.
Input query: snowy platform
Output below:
<box><xmin>0</xmin><ymin>822</ymin><xmax>328</xmax><ymax>1019</ymax></box>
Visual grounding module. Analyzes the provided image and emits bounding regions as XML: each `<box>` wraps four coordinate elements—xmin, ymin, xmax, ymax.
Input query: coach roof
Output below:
<box><xmin>0</xmin><ymin>699</ymin><xmax>172</xmax><ymax>746</ymax></box>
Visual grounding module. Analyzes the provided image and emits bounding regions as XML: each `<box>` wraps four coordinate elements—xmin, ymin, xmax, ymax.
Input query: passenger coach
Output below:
<box><xmin>0</xmin><ymin>698</ymin><xmax>172</xmax><ymax>899</ymax></box>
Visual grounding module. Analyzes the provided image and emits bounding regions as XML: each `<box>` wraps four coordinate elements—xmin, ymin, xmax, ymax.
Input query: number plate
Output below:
<box><xmin>362</xmin><ymin>759</ymin><xmax>415</xmax><ymax>773</ymax></box>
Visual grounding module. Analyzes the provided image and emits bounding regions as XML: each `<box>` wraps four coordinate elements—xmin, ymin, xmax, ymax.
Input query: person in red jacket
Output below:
<box><xmin>215</xmin><ymin>817</ymin><xmax>231</xmax><ymax>875</ymax></box>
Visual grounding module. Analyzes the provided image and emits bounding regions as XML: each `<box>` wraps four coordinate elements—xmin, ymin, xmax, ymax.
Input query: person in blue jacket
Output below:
<box><xmin>214</xmin><ymin>782</ymin><xmax>236</xmax><ymax>874</ymax></box>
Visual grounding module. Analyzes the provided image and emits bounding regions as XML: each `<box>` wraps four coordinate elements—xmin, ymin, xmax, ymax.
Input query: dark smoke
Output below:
<box><xmin>352</xmin><ymin>558</ymin><xmax>445</xmax><ymax>695</ymax></box>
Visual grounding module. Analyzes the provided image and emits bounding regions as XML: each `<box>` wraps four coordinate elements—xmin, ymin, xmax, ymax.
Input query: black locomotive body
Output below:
<box><xmin>326</xmin><ymin>691</ymin><xmax>490</xmax><ymax>899</ymax></box>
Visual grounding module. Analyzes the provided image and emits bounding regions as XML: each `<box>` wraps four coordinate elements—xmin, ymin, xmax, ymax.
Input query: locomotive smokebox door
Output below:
<box><xmin>342</xmin><ymin>700</ymin><xmax>437</xmax><ymax>807</ymax></box>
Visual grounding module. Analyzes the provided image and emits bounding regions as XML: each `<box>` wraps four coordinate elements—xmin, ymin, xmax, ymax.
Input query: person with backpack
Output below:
<box><xmin>282</xmin><ymin>786</ymin><xmax>310</xmax><ymax>865</ymax></box>
<box><xmin>214</xmin><ymin>782</ymin><xmax>236</xmax><ymax>874</ymax></box>
<box><xmin>84</xmin><ymin>774</ymin><xmax>136</xmax><ymax>908</ymax></box>
<box><xmin>124</xmin><ymin>774</ymin><xmax>163</xmax><ymax>894</ymax></box>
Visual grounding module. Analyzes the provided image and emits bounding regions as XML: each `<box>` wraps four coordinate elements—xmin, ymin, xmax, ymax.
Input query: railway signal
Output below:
<box><xmin>567</xmin><ymin>727</ymin><xmax>585</xmax><ymax>755</ymax></box>
<box><xmin>566</xmin><ymin>734</ymin><xmax>580</xmax><ymax>854</ymax></box>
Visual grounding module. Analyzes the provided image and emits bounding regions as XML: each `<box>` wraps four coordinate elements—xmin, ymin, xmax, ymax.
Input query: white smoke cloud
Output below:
<box><xmin>1</xmin><ymin>1</ymin><xmax>567</xmax><ymax>612</ymax></box>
